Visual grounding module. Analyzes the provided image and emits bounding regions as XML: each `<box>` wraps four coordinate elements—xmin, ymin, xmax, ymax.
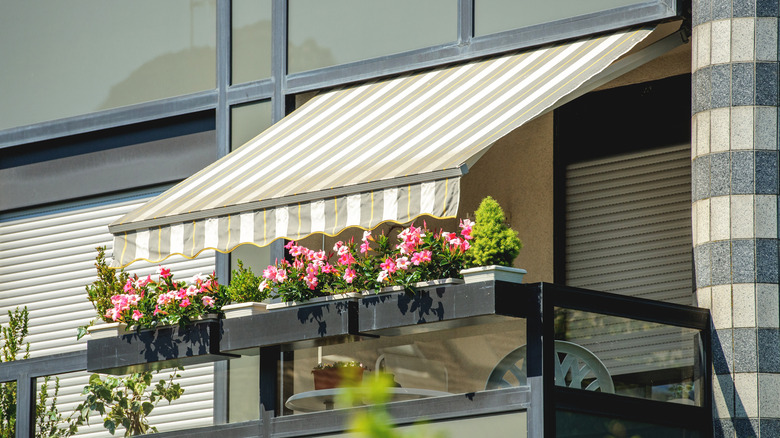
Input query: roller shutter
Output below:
<box><xmin>564</xmin><ymin>144</ymin><xmax>695</xmax><ymax>378</ymax></box>
<box><xmin>0</xmin><ymin>196</ymin><xmax>216</xmax><ymax>436</ymax></box>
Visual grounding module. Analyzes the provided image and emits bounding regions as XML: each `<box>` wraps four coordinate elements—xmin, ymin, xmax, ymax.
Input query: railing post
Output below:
<box><xmin>15</xmin><ymin>375</ymin><xmax>34</xmax><ymax>438</ymax></box>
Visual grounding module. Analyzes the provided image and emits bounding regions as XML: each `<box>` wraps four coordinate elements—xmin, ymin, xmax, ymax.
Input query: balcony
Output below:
<box><xmin>2</xmin><ymin>282</ymin><xmax>711</xmax><ymax>437</ymax></box>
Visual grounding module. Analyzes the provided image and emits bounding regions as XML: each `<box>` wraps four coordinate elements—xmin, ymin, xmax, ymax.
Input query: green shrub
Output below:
<box><xmin>468</xmin><ymin>196</ymin><xmax>522</xmax><ymax>267</ymax></box>
<box><xmin>226</xmin><ymin>259</ymin><xmax>270</xmax><ymax>303</ymax></box>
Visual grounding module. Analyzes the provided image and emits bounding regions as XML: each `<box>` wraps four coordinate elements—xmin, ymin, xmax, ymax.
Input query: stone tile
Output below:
<box><xmin>761</xmin><ymin>419</ymin><xmax>780</xmax><ymax>437</ymax></box>
<box><xmin>697</xmin><ymin>199</ymin><xmax>711</xmax><ymax>245</ymax></box>
<box><xmin>714</xmin><ymin>328</ymin><xmax>734</xmax><ymax>375</ymax></box>
<box><xmin>713</xmin><ymin>240</ymin><xmax>733</xmax><ymax>285</ymax></box>
<box><xmin>712</xmin><ymin>195</ymin><xmax>732</xmax><ymax>241</ymax></box>
<box><xmin>758</xmin><ymin>0</ymin><xmax>780</xmax><ymax>16</ymax></box>
<box><xmin>732</xmin><ymin>195</ymin><xmax>755</xmax><ymax>239</ymax></box>
<box><xmin>734</xmin><ymin>0</ymin><xmax>757</xmax><ymax>17</ymax></box>
<box><xmin>756</xmin><ymin>18</ymin><xmax>779</xmax><ymax>61</ymax></box>
<box><xmin>732</xmin><ymin>63</ymin><xmax>755</xmax><ymax>106</ymax></box>
<box><xmin>732</xmin><ymin>18</ymin><xmax>756</xmax><ymax>62</ymax></box>
<box><xmin>734</xmin><ymin>372</ymin><xmax>758</xmax><ymax>417</ymax></box>
<box><xmin>731</xmin><ymin>106</ymin><xmax>755</xmax><ymax>150</ymax></box>
<box><xmin>733</xmin><ymin>283</ymin><xmax>757</xmax><ymax>328</ymax></box>
<box><xmin>759</xmin><ymin>374</ymin><xmax>780</xmax><ymax>418</ymax></box>
<box><xmin>758</xmin><ymin>328</ymin><xmax>780</xmax><ymax>372</ymax></box>
<box><xmin>734</xmin><ymin>328</ymin><xmax>758</xmax><ymax>372</ymax></box>
<box><xmin>712</xmin><ymin>0</ymin><xmax>731</xmax><ymax>20</ymax></box>
<box><xmin>695</xmin><ymin>243</ymin><xmax>713</xmax><ymax>288</ymax></box>
<box><xmin>712</xmin><ymin>107</ymin><xmax>732</xmax><ymax>152</ymax></box>
<box><xmin>757</xmin><ymin>239</ymin><xmax>780</xmax><ymax>284</ymax></box>
<box><xmin>715</xmin><ymin>372</ymin><xmax>736</xmax><ymax>419</ymax></box>
<box><xmin>696</xmin><ymin>285</ymin><xmax>713</xmax><ymax>309</ymax></box>
<box><xmin>734</xmin><ymin>418</ymin><xmax>760</xmax><ymax>436</ymax></box>
<box><xmin>711</xmin><ymin>152</ymin><xmax>731</xmax><ymax>197</ymax></box>
<box><xmin>755</xmin><ymin>195</ymin><xmax>778</xmax><ymax>238</ymax></box>
<box><xmin>732</xmin><ymin>151</ymin><xmax>755</xmax><ymax>194</ymax></box>
<box><xmin>712</xmin><ymin>20</ymin><xmax>732</xmax><ymax>65</ymax></box>
<box><xmin>694</xmin><ymin>155</ymin><xmax>710</xmax><ymax>201</ymax></box>
<box><xmin>756</xmin><ymin>150</ymin><xmax>779</xmax><ymax>194</ymax></box>
<box><xmin>757</xmin><ymin>284</ymin><xmax>780</xmax><ymax>328</ymax></box>
<box><xmin>732</xmin><ymin>239</ymin><xmax>756</xmax><ymax>283</ymax></box>
<box><xmin>711</xmin><ymin>64</ymin><xmax>730</xmax><ymax>109</ymax></box>
<box><xmin>714</xmin><ymin>418</ymin><xmax>735</xmax><ymax>438</ymax></box>
<box><xmin>697</xmin><ymin>110</ymin><xmax>711</xmax><ymax>157</ymax></box>
<box><xmin>694</xmin><ymin>0</ymin><xmax>712</xmax><ymax>26</ymax></box>
<box><xmin>713</xmin><ymin>284</ymin><xmax>734</xmax><ymax>328</ymax></box>
<box><xmin>756</xmin><ymin>62</ymin><xmax>779</xmax><ymax>106</ymax></box>
<box><xmin>755</xmin><ymin>106</ymin><xmax>778</xmax><ymax>150</ymax></box>
<box><xmin>694</xmin><ymin>69</ymin><xmax>707</xmax><ymax>114</ymax></box>
<box><xmin>698</xmin><ymin>22</ymin><xmax>712</xmax><ymax>70</ymax></box>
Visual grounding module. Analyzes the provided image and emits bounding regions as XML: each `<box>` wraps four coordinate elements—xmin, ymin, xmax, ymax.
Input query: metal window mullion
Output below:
<box><xmin>458</xmin><ymin>0</ymin><xmax>474</xmax><ymax>46</ymax></box>
<box><xmin>15</xmin><ymin>375</ymin><xmax>34</xmax><ymax>438</ymax></box>
<box><xmin>271</xmin><ymin>0</ymin><xmax>288</xmax><ymax>123</ymax></box>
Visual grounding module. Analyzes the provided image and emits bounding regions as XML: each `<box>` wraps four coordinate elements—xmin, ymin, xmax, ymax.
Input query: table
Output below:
<box><xmin>285</xmin><ymin>387</ymin><xmax>451</xmax><ymax>412</ymax></box>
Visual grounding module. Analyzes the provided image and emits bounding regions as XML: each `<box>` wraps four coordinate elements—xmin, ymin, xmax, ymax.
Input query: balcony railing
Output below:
<box><xmin>1</xmin><ymin>282</ymin><xmax>711</xmax><ymax>438</ymax></box>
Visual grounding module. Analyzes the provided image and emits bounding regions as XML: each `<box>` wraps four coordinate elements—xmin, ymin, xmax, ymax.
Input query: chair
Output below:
<box><xmin>485</xmin><ymin>340</ymin><xmax>614</xmax><ymax>393</ymax></box>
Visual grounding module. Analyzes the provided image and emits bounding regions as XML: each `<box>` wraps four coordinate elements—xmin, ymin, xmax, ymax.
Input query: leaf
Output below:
<box><xmin>76</xmin><ymin>326</ymin><xmax>88</xmax><ymax>340</ymax></box>
<box><xmin>142</xmin><ymin>401</ymin><xmax>154</xmax><ymax>416</ymax></box>
<box><xmin>104</xmin><ymin>419</ymin><xmax>116</xmax><ymax>435</ymax></box>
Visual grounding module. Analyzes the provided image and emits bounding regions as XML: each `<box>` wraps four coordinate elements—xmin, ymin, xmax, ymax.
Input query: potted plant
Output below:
<box><xmin>83</xmin><ymin>247</ymin><xmax>228</xmax><ymax>337</ymax></box>
<box><xmin>460</xmin><ymin>196</ymin><xmax>526</xmax><ymax>284</ymax></box>
<box><xmin>311</xmin><ymin>361</ymin><xmax>366</xmax><ymax>390</ymax></box>
<box><xmin>222</xmin><ymin>260</ymin><xmax>272</xmax><ymax>318</ymax></box>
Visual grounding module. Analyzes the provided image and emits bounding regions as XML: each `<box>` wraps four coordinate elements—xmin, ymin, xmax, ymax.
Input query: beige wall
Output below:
<box><xmin>459</xmin><ymin>112</ymin><xmax>555</xmax><ymax>283</ymax></box>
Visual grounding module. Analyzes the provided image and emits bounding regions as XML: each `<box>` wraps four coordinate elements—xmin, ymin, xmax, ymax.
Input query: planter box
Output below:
<box><xmin>223</xmin><ymin>302</ymin><xmax>269</xmax><ymax>318</ymax></box>
<box><xmin>86</xmin><ymin>322</ymin><xmax>131</xmax><ymax>339</ymax></box>
<box><xmin>266</xmin><ymin>293</ymin><xmax>362</xmax><ymax>310</ymax></box>
<box><xmin>87</xmin><ymin>318</ymin><xmax>228</xmax><ymax>374</ymax></box>
<box><xmin>460</xmin><ymin>266</ymin><xmax>527</xmax><ymax>284</ymax></box>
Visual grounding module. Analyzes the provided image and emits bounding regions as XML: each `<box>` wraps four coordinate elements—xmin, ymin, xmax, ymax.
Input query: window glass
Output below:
<box><xmin>231</xmin><ymin>100</ymin><xmax>273</xmax><ymax>151</ymax></box>
<box><xmin>228</xmin><ymin>351</ymin><xmax>260</xmax><ymax>423</ymax></box>
<box><xmin>232</xmin><ymin>0</ymin><xmax>272</xmax><ymax>84</ymax></box>
<box><xmin>288</xmin><ymin>0</ymin><xmax>456</xmax><ymax>73</ymax></box>
<box><xmin>556</xmin><ymin>410</ymin><xmax>702</xmax><ymax>437</ymax></box>
<box><xmin>475</xmin><ymin>0</ymin><xmax>648</xmax><ymax>37</ymax></box>
<box><xmin>554</xmin><ymin>308</ymin><xmax>704</xmax><ymax>406</ymax></box>
<box><xmin>319</xmin><ymin>412</ymin><xmax>527</xmax><ymax>438</ymax></box>
<box><xmin>0</xmin><ymin>0</ymin><xmax>216</xmax><ymax>131</ymax></box>
<box><xmin>281</xmin><ymin>318</ymin><xmax>526</xmax><ymax>414</ymax></box>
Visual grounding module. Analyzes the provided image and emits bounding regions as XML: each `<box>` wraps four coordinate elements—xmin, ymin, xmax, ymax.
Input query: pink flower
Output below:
<box><xmin>459</xmin><ymin>219</ymin><xmax>474</xmax><ymax>240</ymax></box>
<box><xmin>360</xmin><ymin>240</ymin><xmax>371</xmax><ymax>254</ymax></box>
<box><xmin>377</xmin><ymin>270</ymin><xmax>389</xmax><ymax>283</ymax></box>
<box><xmin>305</xmin><ymin>275</ymin><xmax>318</xmax><ymax>290</ymax></box>
<box><xmin>338</xmin><ymin>252</ymin><xmax>356</xmax><ymax>266</ymax></box>
<box><xmin>179</xmin><ymin>298</ymin><xmax>191</xmax><ymax>308</ymax></box>
<box><xmin>185</xmin><ymin>285</ymin><xmax>199</xmax><ymax>296</ymax></box>
<box><xmin>380</xmin><ymin>258</ymin><xmax>397</xmax><ymax>274</ymax></box>
<box><xmin>157</xmin><ymin>266</ymin><xmax>172</xmax><ymax>278</ymax></box>
<box><xmin>276</xmin><ymin>269</ymin><xmax>288</xmax><ymax>283</ymax></box>
<box><xmin>396</xmin><ymin>256</ymin><xmax>410</xmax><ymax>270</ymax></box>
<box><xmin>153</xmin><ymin>305</ymin><xmax>167</xmax><ymax>316</ymax></box>
<box><xmin>411</xmin><ymin>250</ymin><xmax>432</xmax><ymax>265</ymax></box>
<box><xmin>344</xmin><ymin>268</ymin><xmax>356</xmax><ymax>284</ymax></box>
<box><xmin>132</xmin><ymin>310</ymin><xmax>143</xmax><ymax>321</ymax></box>
<box><xmin>289</xmin><ymin>245</ymin><xmax>305</xmax><ymax>257</ymax></box>
<box><xmin>259</xmin><ymin>280</ymin><xmax>269</xmax><ymax>291</ymax></box>
<box><xmin>334</xmin><ymin>241</ymin><xmax>349</xmax><ymax>256</ymax></box>
<box><xmin>202</xmin><ymin>296</ymin><xmax>215</xmax><ymax>307</ymax></box>
<box><xmin>263</xmin><ymin>265</ymin><xmax>277</xmax><ymax>280</ymax></box>
<box><xmin>285</xmin><ymin>240</ymin><xmax>296</xmax><ymax>250</ymax></box>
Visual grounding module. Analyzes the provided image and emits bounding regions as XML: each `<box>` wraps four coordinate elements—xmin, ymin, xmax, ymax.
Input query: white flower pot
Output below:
<box><xmin>86</xmin><ymin>322</ymin><xmax>131</xmax><ymax>339</ymax></box>
<box><xmin>266</xmin><ymin>292</ymin><xmax>362</xmax><ymax>310</ymax></box>
<box><xmin>460</xmin><ymin>265</ymin><xmax>527</xmax><ymax>284</ymax></box>
<box><xmin>412</xmin><ymin>278</ymin><xmax>464</xmax><ymax>288</ymax></box>
<box><xmin>222</xmin><ymin>302</ymin><xmax>269</xmax><ymax>318</ymax></box>
<box><xmin>362</xmin><ymin>285</ymin><xmax>404</xmax><ymax>296</ymax></box>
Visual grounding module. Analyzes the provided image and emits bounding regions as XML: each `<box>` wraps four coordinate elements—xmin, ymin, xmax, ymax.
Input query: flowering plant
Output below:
<box><xmin>258</xmin><ymin>219</ymin><xmax>474</xmax><ymax>302</ymax></box>
<box><xmin>103</xmin><ymin>267</ymin><xmax>227</xmax><ymax>329</ymax></box>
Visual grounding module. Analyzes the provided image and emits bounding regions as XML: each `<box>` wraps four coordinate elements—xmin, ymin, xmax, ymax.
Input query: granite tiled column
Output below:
<box><xmin>692</xmin><ymin>0</ymin><xmax>780</xmax><ymax>436</ymax></box>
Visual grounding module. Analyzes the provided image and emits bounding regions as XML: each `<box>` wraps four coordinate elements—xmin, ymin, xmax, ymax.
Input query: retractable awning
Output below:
<box><xmin>110</xmin><ymin>27</ymin><xmax>654</xmax><ymax>267</ymax></box>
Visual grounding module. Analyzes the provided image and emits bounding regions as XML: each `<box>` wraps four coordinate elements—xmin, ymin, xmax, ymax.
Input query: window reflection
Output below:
<box><xmin>0</xmin><ymin>0</ymin><xmax>216</xmax><ymax>131</ymax></box>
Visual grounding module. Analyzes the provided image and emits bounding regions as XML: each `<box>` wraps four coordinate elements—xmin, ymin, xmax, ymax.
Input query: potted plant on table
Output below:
<box><xmin>311</xmin><ymin>361</ymin><xmax>367</xmax><ymax>390</ymax></box>
<box><xmin>460</xmin><ymin>196</ymin><xmax>526</xmax><ymax>284</ymax></box>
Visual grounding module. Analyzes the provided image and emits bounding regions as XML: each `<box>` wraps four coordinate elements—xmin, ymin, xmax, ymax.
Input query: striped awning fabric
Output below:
<box><xmin>110</xmin><ymin>27</ymin><xmax>652</xmax><ymax>267</ymax></box>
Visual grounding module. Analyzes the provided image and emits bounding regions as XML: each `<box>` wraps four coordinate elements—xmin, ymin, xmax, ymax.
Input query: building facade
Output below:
<box><xmin>0</xmin><ymin>0</ymin><xmax>773</xmax><ymax>436</ymax></box>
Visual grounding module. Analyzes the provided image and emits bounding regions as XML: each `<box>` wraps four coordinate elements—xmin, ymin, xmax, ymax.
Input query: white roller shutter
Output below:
<box><xmin>0</xmin><ymin>196</ymin><xmax>216</xmax><ymax>436</ymax></box>
<box><xmin>564</xmin><ymin>144</ymin><xmax>695</xmax><ymax>378</ymax></box>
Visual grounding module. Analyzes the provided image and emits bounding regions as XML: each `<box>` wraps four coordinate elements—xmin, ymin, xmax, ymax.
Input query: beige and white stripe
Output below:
<box><xmin>110</xmin><ymin>27</ymin><xmax>652</xmax><ymax>267</ymax></box>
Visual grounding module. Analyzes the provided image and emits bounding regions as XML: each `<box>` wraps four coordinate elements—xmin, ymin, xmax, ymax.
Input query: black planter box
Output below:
<box><xmin>87</xmin><ymin>320</ymin><xmax>228</xmax><ymax>374</ymax></box>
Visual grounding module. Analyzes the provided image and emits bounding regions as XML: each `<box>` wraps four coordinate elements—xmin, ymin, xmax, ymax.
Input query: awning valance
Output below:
<box><xmin>110</xmin><ymin>27</ymin><xmax>653</xmax><ymax>267</ymax></box>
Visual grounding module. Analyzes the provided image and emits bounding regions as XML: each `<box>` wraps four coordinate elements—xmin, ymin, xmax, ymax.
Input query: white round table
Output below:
<box><xmin>285</xmin><ymin>387</ymin><xmax>451</xmax><ymax>412</ymax></box>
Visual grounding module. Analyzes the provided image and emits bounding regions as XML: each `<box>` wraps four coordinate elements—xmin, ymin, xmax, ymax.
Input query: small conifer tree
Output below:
<box><xmin>468</xmin><ymin>196</ymin><xmax>522</xmax><ymax>267</ymax></box>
